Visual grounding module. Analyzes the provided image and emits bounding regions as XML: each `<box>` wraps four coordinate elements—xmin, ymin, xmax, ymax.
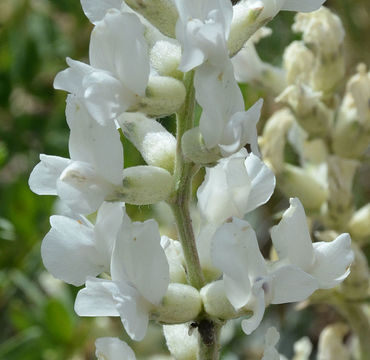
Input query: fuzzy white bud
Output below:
<box><xmin>181</xmin><ymin>127</ymin><xmax>221</xmax><ymax>165</ymax></box>
<box><xmin>201</xmin><ymin>281</ymin><xmax>252</xmax><ymax>320</ymax></box>
<box><xmin>130</xmin><ymin>76</ymin><xmax>186</xmax><ymax>118</ymax></box>
<box><xmin>283</xmin><ymin>41</ymin><xmax>314</xmax><ymax>85</ymax></box>
<box><xmin>276</xmin><ymin>84</ymin><xmax>333</xmax><ymax>136</ymax></box>
<box><xmin>150</xmin><ymin>40</ymin><xmax>182</xmax><ymax>79</ymax></box>
<box><xmin>108</xmin><ymin>165</ymin><xmax>174</xmax><ymax>205</ymax></box>
<box><xmin>117</xmin><ymin>113</ymin><xmax>176</xmax><ymax>173</ymax></box>
<box><xmin>349</xmin><ymin>204</ymin><xmax>370</xmax><ymax>241</ymax></box>
<box><xmin>152</xmin><ymin>283</ymin><xmax>202</xmax><ymax>324</ymax></box>
<box><xmin>293</xmin><ymin>7</ymin><xmax>345</xmax><ymax>94</ymax></box>
<box><xmin>260</xmin><ymin>108</ymin><xmax>295</xmax><ymax>173</ymax></box>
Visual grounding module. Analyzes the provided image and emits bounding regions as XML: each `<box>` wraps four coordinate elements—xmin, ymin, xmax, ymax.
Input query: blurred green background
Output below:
<box><xmin>0</xmin><ymin>0</ymin><xmax>369</xmax><ymax>359</ymax></box>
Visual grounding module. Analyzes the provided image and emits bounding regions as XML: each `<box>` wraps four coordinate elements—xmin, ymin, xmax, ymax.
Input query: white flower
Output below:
<box><xmin>75</xmin><ymin>219</ymin><xmax>170</xmax><ymax>341</ymax></box>
<box><xmin>95</xmin><ymin>337</ymin><xmax>136</xmax><ymax>360</ymax></box>
<box><xmin>174</xmin><ymin>0</ymin><xmax>233</xmax><ymax>72</ymax></box>
<box><xmin>197</xmin><ymin>149</ymin><xmax>275</xmax><ymax>224</ymax></box>
<box><xmin>212</xmin><ymin>218</ymin><xmax>318</xmax><ymax>334</ymax></box>
<box><xmin>271</xmin><ymin>197</ymin><xmax>354</xmax><ymax>289</ymax></box>
<box><xmin>195</xmin><ymin>62</ymin><xmax>263</xmax><ymax>153</ymax></box>
<box><xmin>29</xmin><ymin>96</ymin><xmax>124</xmax><ymax>214</ymax></box>
<box><xmin>54</xmin><ymin>9</ymin><xmax>149</xmax><ymax>125</ymax></box>
<box><xmin>29</xmin><ymin>97</ymin><xmax>123</xmax><ymax>213</ymax></box>
<box><xmin>41</xmin><ymin>202</ymin><xmax>127</xmax><ymax>286</ymax></box>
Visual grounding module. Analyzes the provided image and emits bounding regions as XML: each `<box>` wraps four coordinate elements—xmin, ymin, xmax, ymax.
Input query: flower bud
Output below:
<box><xmin>152</xmin><ymin>283</ymin><xmax>202</xmax><ymax>324</ymax></box>
<box><xmin>283</xmin><ymin>41</ymin><xmax>314</xmax><ymax>85</ymax></box>
<box><xmin>161</xmin><ymin>236</ymin><xmax>187</xmax><ymax>283</ymax></box>
<box><xmin>259</xmin><ymin>108</ymin><xmax>295</xmax><ymax>174</ymax></box>
<box><xmin>332</xmin><ymin>64</ymin><xmax>370</xmax><ymax>159</ymax></box>
<box><xmin>325</xmin><ymin>156</ymin><xmax>359</xmax><ymax>230</ymax></box>
<box><xmin>200</xmin><ymin>281</ymin><xmax>252</xmax><ymax>320</ymax></box>
<box><xmin>293</xmin><ymin>7</ymin><xmax>345</xmax><ymax>94</ymax></box>
<box><xmin>292</xmin><ymin>337</ymin><xmax>312</xmax><ymax>360</ymax></box>
<box><xmin>108</xmin><ymin>165</ymin><xmax>174</xmax><ymax>205</ymax></box>
<box><xmin>130</xmin><ymin>76</ymin><xmax>186</xmax><ymax>118</ymax></box>
<box><xmin>228</xmin><ymin>3</ymin><xmax>264</xmax><ymax>57</ymax></box>
<box><xmin>150</xmin><ymin>40</ymin><xmax>182</xmax><ymax>79</ymax></box>
<box><xmin>278</xmin><ymin>164</ymin><xmax>327</xmax><ymax>211</ymax></box>
<box><xmin>163</xmin><ymin>323</ymin><xmax>197</xmax><ymax>360</ymax></box>
<box><xmin>347</xmin><ymin>63</ymin><xmax>370</xmax><ymax>124</ymax></box>
<box><xmin>181</xmin><ymin>127</ymin><xmax>221</xmax><ymax>165</ymax></box>
<box><xmin>124</xmin><ymin>0</ymin><xmax>178</xmax><ymax>38</ymax></box>
<box><xmin>276</xmin><ymin>84</ymin><xmax>333</xmax><ymax>136</ymax></box>
<box><xmin>348</xmin><ymin>204</ymin><xmax>370</xmax><ymax>241</ymax></box>
<box><xmin>317</xmin><ymin>323</ymin><xmax>350</xmax><ymax>360</ymax></box>
<box><xmin>117</xmin><ymin>113</ymin><xmax>176</xmax><ymax>173</ymax></box>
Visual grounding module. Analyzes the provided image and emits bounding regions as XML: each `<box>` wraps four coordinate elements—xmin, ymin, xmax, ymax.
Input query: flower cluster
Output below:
<box><xmin>29</xmin><ymin>1</ymin><xmax>355</xmax><ymax>359</ymax></box>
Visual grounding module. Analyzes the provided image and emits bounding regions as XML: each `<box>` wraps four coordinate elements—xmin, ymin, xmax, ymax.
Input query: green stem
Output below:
<box><xmin>169</xmin><ymin>70</ymin><xmax>205</xmax><ymax>290</ymax></box>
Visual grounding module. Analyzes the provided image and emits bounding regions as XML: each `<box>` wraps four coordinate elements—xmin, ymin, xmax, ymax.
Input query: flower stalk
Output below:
<box><xmin>169</xmin><ymin>70</ymin><xmax>205</xmax><ymax>290</ymax></box>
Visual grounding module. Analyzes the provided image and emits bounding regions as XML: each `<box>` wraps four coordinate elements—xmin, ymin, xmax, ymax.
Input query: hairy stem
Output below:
<box><xmin>169</xmin><ymin>70</ymin><xmax>205</xmax><ymax>290</ymax></box>
<box><xmin>197</xmin><ymin>320</ymin><xmax>222</xmax><ymax>360</ymax></box>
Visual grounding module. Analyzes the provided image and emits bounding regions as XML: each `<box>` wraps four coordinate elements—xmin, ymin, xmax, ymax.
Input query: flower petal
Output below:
<box><xmin>89</xmin><ymin>10</ymin><xmax>149</xmax><ymax>95</ymax></box>
<box><xmin>83</xmin><ymin>70</ymin><xmax>135</xmax><ymax>124</ymax></box>
<box><xmin>74</xmin><ymin>277</ymin><xmax>121</xmax><ymax>317</ymax></box>
<box><xmin>80</xmin><ymin>0</ymin><xmax>123</xmax><ymax>24</ymax></box>
<box><xmin>67</xmin><ymin>96</ymin><xmax>123</xmax><ymax>184</ymax></box>
<box><xmin>95</xmin><ymin>337</ymin><xmax>136</xmax><ymax>360</ymax></box>
<box><xmin>57</xmin><ymin>161</ymin><xmax>112</xmax><ymax>214</ymax></box>
<box><xmin>212</xmin><ymin>218</ymin><xmax>267</xmax><ymax>309</ymax></box>
<box><xmin>220</xmin><ymin>99</ymin><xmax>263</xmax><ymax>157</ymax></box>
<box><xmin>195</xmin><ymin>61</ymin><xmax>244</xmax><ymax>149</ymax></box>
<box><xmin>197</xmin><ymin>153</ymin><xmax>252</xmax><ymax>224</ymax></box>
<box><xmin>94</xmin><ymin>202</ymin><xmax>127</xmax><ymax>268</ymax></box>
<box><xmin>241</xmin><ymin>284</ymin><xmax>266</xmax><ymax>335</ymax></box>
<box><xmin>270</xmin><ymin>265</ymin><xmax>318</xmax><ymax>304</ymax></box>
<box><xmin>115</xmin><ymin>283</ymin><xmax>150</xmax><ymax>341</ymax></box>
<box><xmin>311</xmin><ymin>233</ymin><xmax>354</xmax><ymax>289</ymax></box>
<box><xmin>29</xmin><ymin>155</ymin><xmax>70</xmax><ymax>195</ymax></box>
<box><xmin>54</xmin><ymin>58</ymin><xmax>92</xmax><ymax>96</ymax></box>
<box><xmin>112</xmin><ymin>219</ymin><xmax>170</xmax><ymax>305</ymax></box>
<box><xmin>244</xmin><ymin>153</ymin><xmax>276</xmax><ymax>213</ymax></box>
<box><xmin>41</xmin><ymin>215</ymin><xmax>100</xmax><ymax>286</ymax></box>
<box><xmin>270</xmin><ymin>198</ymin><xmax>314</xmax><ymax>272</ymax></box>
